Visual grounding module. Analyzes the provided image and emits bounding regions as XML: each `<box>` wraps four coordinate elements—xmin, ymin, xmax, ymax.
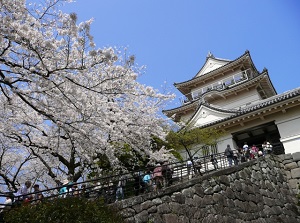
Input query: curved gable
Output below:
<box><xmin>189</xmin><ymin>104</ymin><xmax>235</xmax><ymax>128</ymax></box>
<box><xmin>195</xmin><ymin>57</ymin><xmax>229</xmax><ymax>77</ymax></box>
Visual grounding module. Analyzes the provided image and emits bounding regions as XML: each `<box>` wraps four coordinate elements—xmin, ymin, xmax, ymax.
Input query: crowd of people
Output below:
<box><xmin>116</xmin><ymin>161</ymin><xmax>174</xmax><ymax>201</ymax></box>
<box><xmin>225</xmin><ymin>141</ymin><xmax>273</xmax><ymax>167</ymax></box>
<box><xmin>0</xmin><ymin>163</ymin><xmax>175</xmax><ymax>210</ymax></box>
<box><xmin>0</xmin><ymin>142</ymin><xmax>273</xmax><ymax>210</ymax></box>
<box><xmin>0</xmin><ymin>181</ymin><xmax>44</xmax><ymax>214</ymax></box>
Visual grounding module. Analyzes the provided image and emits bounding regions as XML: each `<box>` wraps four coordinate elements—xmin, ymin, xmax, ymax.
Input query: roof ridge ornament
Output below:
<box><xmin>207</xmin><ymin>51</ymin><xmax>215</xmax><ymax>59</ymax></box>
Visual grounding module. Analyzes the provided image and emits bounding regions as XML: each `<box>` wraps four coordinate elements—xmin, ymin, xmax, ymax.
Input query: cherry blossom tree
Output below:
<box><xmin>0</xmin><ymin>0</ymin><xmax>175</xmax><ymax>187</ymax></box>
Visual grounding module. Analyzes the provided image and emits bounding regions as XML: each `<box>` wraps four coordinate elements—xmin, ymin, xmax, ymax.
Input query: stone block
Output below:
<box><xmin>120</xmin><ymin>208</ymin><xmax>136</xmax><ymax>218</ymax></box>
<box><xmin>285</xmin><ymin>170</ymin><xmax>292</xmax><ymax>179</ymax></box>
<box><xmin>157</xmin><ymin>203</ymin><xmax>170</xmax><ymax>214</ymax></box>
<box><xmin>278</xmin><ymin>154</ymin><xmax>286</xmax><ymax>160</ymax></box>
<box><xmin>148</xmin><ymin>205</ymin><xmax>157</xmax><ymax>214</ymax></box>
<box><xmin>292</xmin><ymin>152</ymin><xmax>300</xmax><ymax>162</ymax></box>
<box><xmin>168</xmin><ymin>202</ymin><xmax>181</xmax><ymax>214</ymax></box>
<box><xmin>140</xmin><ymin>200</ymin><xmax>154</xmax><ymax>211</ymax></box>
<box><xmin>134</xmin><ymin>210</ymin><xmax>149</xmax><ymax>223</ymax></box>
<box><xmin>282</xmin><ymin>159</ymin><xmax>293</xmax><ymax>165</ymax></box>
<box><xmin>291</xmin><ymin>168</ymin><xmax>300</xmax><ymax>178</ymax></box>
<box><xmin>212</xmin><ymin>185</ymin><xmax>221</xmax><ymax>193</ymax></box>
<box><xmin>149</xmin><ymin>213</ymin><xmax>163</xmax><ymax>223</ymax></box>
<box><xmin>288</xmin><ymin>178</ymin><xmax>300</xmax><ymax>190</ymax></box>
<box><xmin>212</xmin><ymin>193</ymin><xmax>225</xmax><ymax>205</ymax></box>
<box><xmin>161</xmin><ymin>195</ymin><xmax>172</xmax><ymax>203</ymax></box>
<box><xmin>171</xmin><ymin>192</ymin><xmax>185</xmax><ymax>204</ymax></box>
<box><xmin>284</xmin><ymin>162</ymin><xmax>298</xmax><ymax>170</ymax></box>
<box><xmin>218</xmin><ymin>175</ymin><xmax>231</xmax><ymax>186</ymax></box>
<box><xmin>182</xmin><ymin>187</ymin><xmax>195</xmax><ymax>198</ymax></box>
<box><xmin>193</xmin><ymin>184</ymin><xmax>204</xmax><ymax>197</ymax></box>
<box><xmin>162</xmin><ymin>214</ymin><xmax>179</xmax><ymax>223</ymax></box>
<box><xmin>203</xmin><ymin>187</ymin><xmax>213</xmax><ymax>195</ymax></box>
<box><xmin>284</xmin><ymin>153</ymin><xmax>293</xmax><ymax>160</ymax></box>
<box><xmin>152</xmin><ymin>198</ymin><xmax>162</xmax><ymax>205</ymax></box>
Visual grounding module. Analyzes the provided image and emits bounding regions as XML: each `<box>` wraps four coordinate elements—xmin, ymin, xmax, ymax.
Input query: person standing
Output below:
<box><xmin>210</xmin><ymin>154</ymin><xmax>218</xmax><ymax>170</ymax></box>
<box><xmin>243</xmin><ymin>142</ymin><xmax>250</xmax><ymax>161</ymax></box>
<box><xmin>115</xmin><ymin>175</ymin><xmax>126</xmax><ymax>201</ymax></box>
<box><xmin>233</xmin><ymin>149</ymin><xmax>239</xmax><ymax>165</ymax></box>
<box><xmin>162</xmin><ymin>161</ymin><xmax>173</xmax><ymax>187</ymax></box>
<box><xmin>153</xmin><ymin>164</ymin><xmax>163</xmax><ymax>190</ymax></box>
<box><xmin>32</xmin><ymin>184</ymin><xmax>43</xmax><ymax>203</ymax></box>
<box><xmin>250</xmin><ymin>144</ymin><xmax>258</xmax><ymax>159</ymax></box>
<box><xmin>263</xmin><ymin>141</ymin><xmax>273</xmax><ymax>154</ymax></box>
<box><xmin>16</xmin><ymin>181</ymin><xmax>32</xmax><ymax>201</ymax></box>
<box><xmin>224</xmin><ymin>145</ymin><xmax>233</xmax><ymax>167</ymax></box>
<box><xmin>194</xmin><ymin>157</ymin><xmax>202</xmax><ymax>176</ymax></box>
<box><xmin>186</xmin><ymin>159</ymin><xmax>193</xmax><ymax>179</ymax></box>
<box><xmin>142</xmin><ymin>171</ymin><xmax>152</xmax><ymax>192</ymax></box>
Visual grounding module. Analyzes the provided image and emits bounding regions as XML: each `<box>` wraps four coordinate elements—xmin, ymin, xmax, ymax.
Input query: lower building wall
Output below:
<box><xmin>282</xmin><ymin>138</ymin><xmax>300</xmax><ymax>154</ymax></box>
<box><xmin>217</xmin><ymin>134</ymin><xmax>236</xmax><ymax>153</ymax></box>
<box><xmin>276</xmin><ymin>116</ymin><xmax>300</xmax><ymax>154</ymax></box>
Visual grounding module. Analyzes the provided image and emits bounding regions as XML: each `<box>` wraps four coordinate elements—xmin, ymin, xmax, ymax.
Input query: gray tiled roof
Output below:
<box><xmin>163</xmin><ymin>71</ymin><xmax>271</xmax><ymax>115</ymax></box>
<box><xmin>200</xmin><ymin>87</ymin><xmax>300</xmax><ymax>128</ymax></box>
<box><xmin>174</xmin><ymin>50</ymin><xmax>257</xmax><ymax>88</ymax></box>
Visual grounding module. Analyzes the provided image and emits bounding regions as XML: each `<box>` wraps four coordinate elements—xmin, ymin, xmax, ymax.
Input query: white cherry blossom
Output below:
<box><xmin>0</xmin><ymin>0</ymin><xmax>175</xmax><ymax>189</ymax></box>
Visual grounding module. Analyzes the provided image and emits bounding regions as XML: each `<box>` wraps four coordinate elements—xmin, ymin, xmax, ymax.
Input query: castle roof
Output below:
<box><xmin>190</xmin><ymin>87</ymin><xmax>300</xmax><ymax>129</ymax></box>
<box><xmin>163</xmin><ymin>69</ymin><xmax>276</xmax><ymax>118</ymax></box>
<box><xmin>174</xmin><ymin>50</ymin><xmax>259</xmax><ymax>96</ymax></box>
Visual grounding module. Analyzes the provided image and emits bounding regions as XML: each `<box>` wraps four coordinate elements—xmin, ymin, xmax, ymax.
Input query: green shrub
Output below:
<box><xmin>3</xmin><ymin>197</ymin><xmax>125</xmax><ymax>223</ymax></box>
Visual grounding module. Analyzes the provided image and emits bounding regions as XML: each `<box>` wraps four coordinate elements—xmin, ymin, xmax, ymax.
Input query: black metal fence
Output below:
<box><xmin>0</xmin><ymin>144</ymin><xmax>283</xmax><ymax>211</ymax></box>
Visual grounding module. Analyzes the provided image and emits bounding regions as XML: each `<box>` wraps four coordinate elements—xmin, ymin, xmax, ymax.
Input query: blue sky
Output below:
<box><xmin>63</xmin><ymin>1</ymin><xmax>300</xmax><ymax>110</ymax></box>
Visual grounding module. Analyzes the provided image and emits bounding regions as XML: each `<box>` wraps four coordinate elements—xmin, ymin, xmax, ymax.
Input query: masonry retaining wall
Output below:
<box><xmin>113</xmin><ymin>154</ymin><xmax>300</xmax><ymax>223</ymax></box>
<box><xmin>280</xmin><ymin>152</ymin><xmax>300</xmax><ymax>194</ymax></box>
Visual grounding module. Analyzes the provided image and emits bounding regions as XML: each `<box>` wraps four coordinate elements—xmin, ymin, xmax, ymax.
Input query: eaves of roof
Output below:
<box><xmin>162</xmin><ymin>99</ymin><xmax>199</xmax><ymax>116</ymax></box>
<box><xmin>199</xmin><ymin>87</ymin><xmax>300</xmax><ymax>128</ymax></box>
<box><xmin>164</xmin><ymin>71</ymin><xmax>271</xmax><ymax>117</ymax></box>
<box><xmin>174</xmin><ymin>50</ymin><xmax>258</xmax><ymax>90</ymax></box>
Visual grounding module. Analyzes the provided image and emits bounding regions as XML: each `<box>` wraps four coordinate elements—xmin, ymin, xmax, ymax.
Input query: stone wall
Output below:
<box><xmin>279</xmin><ymin>152</ymin><xmax>300</xmax><ymax>194</ymax></box>
<box><xmin>113</xmin><ymin>155</ymin><xmax>300</xmax><ymax>223</ymax></box>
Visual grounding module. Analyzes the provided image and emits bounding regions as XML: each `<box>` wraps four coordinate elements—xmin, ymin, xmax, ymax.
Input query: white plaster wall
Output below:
<box><xmin>281</xmin><ymin>139</ymin><xmax>300</xmax><ymax>154</ymax></box>
<box><xmin>195</xmin><ymin>113</ymin><xmax>227</xmax><ymax>126</ymax></box>
<box><xmin>217</xmin><ymin>134</ymin><xmax>235</xmax><ymax>152</ymax></box>
<box><xmin>196</xmin><ymin>58</ymin><xmax>229</xmax><ymax>77</ymax></box>
<box><xmin>193</xmin><ymin>107</ymin><xmax>232</xmax><ymax>127</ymax></box>
<box><xmin>276</xmin><ymin>114</ymin><xmax>300</xmax><ymax>154</ymax></box>
<box><xmin>213</xmin><ymin>90</ymin><xmax>261</xmax><ymax>109</ymax></box>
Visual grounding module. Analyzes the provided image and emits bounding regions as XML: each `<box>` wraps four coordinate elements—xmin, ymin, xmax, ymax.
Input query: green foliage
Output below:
<box><xmin>89</xmin><ymin>135</ymin><xmax>181</xmax><ymax>178</ymax></box>
<box><xmin>151</xmin><ymin>135</ymin><xmax>183</xmax><ymax>161</ymax></box>
<box><xmin>116</xmin><ymin>143</ymin><xmax>148</xmax><ymax>170</ymax></box>
<box><xmin>4</xmin><ymin>197</ymin><xmax>125</xmax><ymax>223</ymax></box>
<box><xmin>166</xmin><ymin>127</ymin><xmax>225</xmax><ymax>165</ymax></box>
<box><xmin>166</xmin><ymin>127</ymin><xmax>225</xmax><ymax>152</ymax></box>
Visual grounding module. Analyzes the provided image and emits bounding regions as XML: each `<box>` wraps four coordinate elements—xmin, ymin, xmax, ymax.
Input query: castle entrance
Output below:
<box><xmin>232</xmin><ymin>121</ymin><xmax>284</xmax><ymax>154</ymax></box>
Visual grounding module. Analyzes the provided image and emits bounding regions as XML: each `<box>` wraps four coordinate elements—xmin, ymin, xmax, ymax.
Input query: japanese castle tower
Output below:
<box><xmin>163</xmin><ymin>51</ymin><xmax>300</xmax><ymax>155</ymax></box>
